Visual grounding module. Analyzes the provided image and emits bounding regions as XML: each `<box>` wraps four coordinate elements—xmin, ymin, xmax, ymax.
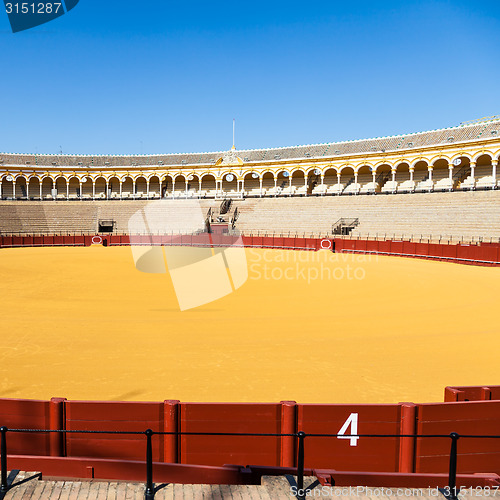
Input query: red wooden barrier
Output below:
<box><xmin>0</xmin><ymin>396</ymin><xmax>499</xmax><ymax>476</ymax></box>
<box><xmin>413</xmin><ymin>242</ymin><xmax>427</xmax><ymax>256</ymax></box>
<box><xmin>0</xmin><ymin>398</ymin><xmax>51</xmax><ymax>456</ymax></box>
<box><xmin>297</xmin><ymin>404</ymin><xmax>401</xmax><ymax>472</ymax></box>
<box><xmin>445</xmin><ymin>386</ymin><xmax>500</xmax><ymax>402</ymax></box>
<box><xmin>378</xmin><ymin>240</ymin><xmax>391</xmax><ymax>253</ymax></box>
<box><xmin>391</xmin><ymin>241</ymin><xmax>404</xmax><ymax>254</ymax></box>
<box><xmin>43</xmin><ymin>235</ymin><xmax>54</xmax><ymax>246</ymax></box>
<box><xmin>402</xmin><ymin>241</ymin><xmax>416</xmax><ymax>255</ymax></box>
<box><xmin>0</xmin><ymin>232</ymin><xmax>497</xmax><ymax>266</ymax></box>
<box><xmin>65</xmin><ymin>401</ymin><xmax>164</xmax><ymax>461</ymax></box>
<box><xmin>179</xmin><ymin>403</ymin><xmax>282</xmax><ymax>467</ymax></box>
<box><xmin>415</xmin><ymin>401</ymin><xmax>500</xmax><ymax>474</ymax></box>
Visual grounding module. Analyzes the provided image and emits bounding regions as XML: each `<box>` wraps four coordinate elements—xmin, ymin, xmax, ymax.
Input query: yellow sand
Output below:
<box><xmin>0</xmin><ymin>246</ymin><xmax>498</xmax><ymax>404</ymax></box>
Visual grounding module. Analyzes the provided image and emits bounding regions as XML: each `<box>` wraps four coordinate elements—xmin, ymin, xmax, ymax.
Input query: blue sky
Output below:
<box><xmin>1</xmin><ymin>0</ymin><xmax>499</xmax><ymax>154</ymax></box>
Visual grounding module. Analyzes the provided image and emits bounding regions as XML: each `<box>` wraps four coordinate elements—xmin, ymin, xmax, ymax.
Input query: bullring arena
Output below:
<box><xmin>0</xmin><ymin>118</ymin><xmax>499</xmax><ymax>498</ymax></box>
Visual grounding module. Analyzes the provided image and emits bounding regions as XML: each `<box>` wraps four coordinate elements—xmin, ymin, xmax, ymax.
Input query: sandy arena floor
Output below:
<box><xmin>0</xmin><ymin>246</ymin><xmax>498</xmax><ymax>404</ymax></box>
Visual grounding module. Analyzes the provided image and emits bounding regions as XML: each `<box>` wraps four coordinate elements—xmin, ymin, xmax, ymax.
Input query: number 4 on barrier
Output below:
<box><xmin>337</xmin><ymin>413</ymin><xmax>359</xmax><ymax>447</ymax></box>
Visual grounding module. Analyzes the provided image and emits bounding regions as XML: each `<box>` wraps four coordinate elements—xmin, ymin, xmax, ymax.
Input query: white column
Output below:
<box><xmin>92</xmin><ymin>181</ymin><xmax>95</xmax><ymax>200</ymax></box>
<box><xmin>185</xmin><ymin>179</ymin><xmax>188</xmax><ymax>198</ymax></box>
<box><xmin>409</xmin><ymin>168</ymin><xmax>414</xmax><ymax>182</ymax></box>
<box><xmin>304</xmin><ymin>175</ymin><xmax>308</xmax><ymax>196</ymax></box>
<box><xmin>288</xmin><ymin>176</ymin><xmax>292</xmax><ymax>196</ymax></box>
<box><xmin>120</xmin><ymin>180</ymin><xmax>123</xmax><ymax>200</ymax></box>
<box><xmin>147</xmin><ymin>179</ymin><xmax>150</xmax><ymax>199</ymax></box>
<box><xmin>428</xmin><ymin>167</ymin><xmax>433</xmax><ymax>182</ymax></box>
<box><xmin>372</xmin><ymin>170</ymin><xmax>376</xmax><ymax>184</ymax></box>
<box><xmin>448</xmin><ymin>164</ymin><xmax>453</xmax><ymax>181</ymax></box>
<box><xmin>172</xmin><ymin>178</ymin><xmax>175</xmax><ymax>198</ymax></box>
<box><xmin>336</xmin><ymin>172</ymin><xmax>341</xmax><ymax>194</ymax></box>
<box><xmin>198</xmin><ymin>178</ymin><xmax>202</xmax><ymax>196</ymax></box>
<box><xmin>132</xmin><ymin>179</ymin><xmax>136</xmax><ymax>199</ymax></box>
<box><xmin>66</xmin><ymin>180</ymin><xmax>69</xmax><ymax>200</ymax></box>
<box><xmin>354</xmin><ymin>172</ymin><xmax>358</xmax><ymax>194</ymax></box>
<box><xmin>260</xmin><ymin>177</ymin><xmax>263</xmax><ymax>197</ymax></box>
<box><xmin>492</xmin><ymin>160</ymin><xmax>497</xmax><ymax>187</ymax></box>
<box><xmin>40</xmin><ymin>182</ymin><xmax>43</xmax><ymax>200</ymax></box>
<box><xmin>391</xmin><ymin>169</ymin><xmax>396</xmax><ymax>183</ymax></box>
<box><xmin>470</xmin><ymin>162</ymin><xmax>476</xmax><ymax>180</ymax></box>
<box><xmin>80</xmin><ymin>181</ymin><xmax>83</xmax><ymax>200</ymax></box>
<box><xmin>27</xmin><ymin>180</ymin><xmax>30</xmax><ymax>200</ymax></box>
<box><xmin>274</xmin><ymin>177</ymin><xmax>277</xmax><ymax>197</ymax></box>
<box><xmin>13</xmin><ymin>180</ymin><xmax>16</xmax><ymax>200</ymax></box>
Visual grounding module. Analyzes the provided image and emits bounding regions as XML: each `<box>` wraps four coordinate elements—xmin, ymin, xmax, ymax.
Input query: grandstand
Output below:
<box><xmin>0</xmin><ymin>118</ymin><xmax>499</xmax><ymax>203</ymax></box>
<box><xmin>1</xmin><ymin>190</ymin><xmax>499</xmax><ymax>242</ymax></box>
<box><xmin>0</xmin><ymin>118</ymin><xmax>499</xmax><ymax>245</ymax></box>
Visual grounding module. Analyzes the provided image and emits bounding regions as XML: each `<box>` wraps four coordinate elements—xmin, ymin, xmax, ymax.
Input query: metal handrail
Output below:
<box><xmin>0</xmin><ymin>426</ymin><xmax>499</xmax><ymax>500</ymax></box>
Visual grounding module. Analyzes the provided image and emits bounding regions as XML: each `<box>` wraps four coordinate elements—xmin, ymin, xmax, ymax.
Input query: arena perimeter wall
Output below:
<box><xmin>0</xmin><ymin>387</ymin><xmax>499</xmax><ymax>476</ymax></box>
<box><xmin>0</xmin><ymin>234</ymin><xmax>499</xmax><ymax>266</ymax></box>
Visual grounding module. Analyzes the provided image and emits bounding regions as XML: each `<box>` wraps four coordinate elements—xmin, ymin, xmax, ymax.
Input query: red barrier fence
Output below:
<box><xmin>0</xmin><ymin>233</ymin><xmax>498</xmax><ymax>266</ymax></box>
<box><xmin>445</xmin><ymin>385</ymin><xmax>500</xmax><ymax>402</ymax></box>
<box><xmin>335</xmin><ymin>238</ymin><xmax>500</xmax><ymax>266</ymax></box>
<box><xmin>1</xmin><ymin>396</ymin><xmax>499</xmax><ymax>476</ymax></box>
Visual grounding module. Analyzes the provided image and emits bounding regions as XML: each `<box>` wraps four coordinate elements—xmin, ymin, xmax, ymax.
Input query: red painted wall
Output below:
<box><xmin>0</xmin><ymin>395</ymin><xmax>499</xmax><ymax>475</ymax></box>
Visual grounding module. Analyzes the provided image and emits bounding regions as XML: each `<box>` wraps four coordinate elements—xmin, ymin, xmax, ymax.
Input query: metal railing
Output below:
<box><xmin>0</xmin><ymin>426</ymin><xmax>499</xmax><ymax>500</ymax></box>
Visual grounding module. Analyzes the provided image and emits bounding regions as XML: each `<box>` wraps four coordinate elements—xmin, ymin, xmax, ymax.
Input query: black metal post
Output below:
<box><xmin>145</xmin><ymin>429</ymin><xmax>154</xmax><ymax>500</ymax></box>
<box><xmin>0</xmin><ymin>427</ymin><xmax>7</xmax><ymax>494</ymax></box>
<box><xmin>448</xmin><ymin>433</ymin><xmax>460</xmax><ymax>500</ymax></box>
<box><xmin>297</xmin><ymin>431</ymin><xmax>306</xmax><ymax>500</ymax></box>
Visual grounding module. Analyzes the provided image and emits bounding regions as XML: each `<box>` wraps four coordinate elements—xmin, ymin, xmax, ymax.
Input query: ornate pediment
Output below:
<box><xmin>215</xmin><ymin>149</ymin><xmax>244</xmax><ymax>167</ymax></box>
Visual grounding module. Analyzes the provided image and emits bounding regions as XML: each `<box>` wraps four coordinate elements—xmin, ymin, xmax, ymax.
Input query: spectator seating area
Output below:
<box><xmin>1</xmin><ymin>190</ymin><xmax>498</xmax><ymax>242</ymax></box>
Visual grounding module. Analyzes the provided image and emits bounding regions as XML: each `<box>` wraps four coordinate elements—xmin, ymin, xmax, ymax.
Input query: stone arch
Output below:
<box><xmin>338</xmin><ymin>165</ymin><xmax>355</xmax><ymax>195</ymax></box>
<box><xmin>94</xmin><ymin>176</ymin><xmax>107</xmax><ymax>199</ymax></box>
<box><xmin>68</xmin><ymin>176</ymin><xmax>80</xmax><ymax>199</ymax></box>
<box><xmin>472</xmin><ymin>150</ymin><xmax>494</xmax><ymax>164</ymax></box>
<box><xmin>108</xmin><ymin>176</ymin><xmax>121</xmax><ymax>199</ymax></box>
<box><xmin>261</xmin><ymin>171</ymin><xmax>275</xmax><ymax>196</ymax></box>
<box><xmin>356</xmin><ymin>165</ymin><xmax>373</xmax><ymax>194</ymax></box>
<box><xmin>41</xmin><ymin>176</ymin><xmax>54</xmax><ymax>200</ymax></box>
<box><xmin>55</xmin><ymin>176</ymin><xmax>67</xmax><ymax>199</ymax></box>
<box><xmin>276</xmin><ymin>170</ymin><xmax>291</xmax><ymax>196</ymax></box>
<box><xmin>431</xmin><ymin>158</ymin><xmax>449</xmax><ymax>183</ymax></box>
<box><xmin>132</xmin><ymin>176</ymin><xmax>146</xmax><ymax>199</ymax></box>
<box><xmin>162</xmin><ymin>174</ymin><xmax>174</xmax><ymax>198</ymax></box>
<box><xmin>474</xmin><ymin>153</ymin><xmax>495</xmax><ymax>188</ymax></box>
<box><xmin>243</xmin><ymin>171</ymin><xmax>260</xmax><ymax>196</ymax></box>
<box><xmin>291</xmin><ymin>168</ymin><xmax>306</xmax><ymax>196</ymax></box>
<box><xmin>201</xmin><ymin>174</ymin><xmax>216</xmax><ymax>197</ymax></box>
<box><xmin>221</xmin><ymin>171</ymin><xmax>238</xmax><ymax>196</ymax></box>
<box><xmin>173</xmin><ymin>174</ymin><xmax>187</xmax><ymax>198</ymax></box>
<box><xmin>1</xmin><ymin>174</ymin><xmax>14</xmax><ymax>200</ymax></box>
<box><xmin>14</xmin><ymin>175</ymin><xmax>28</xmax><ymax>199</ymax></box>
<box><xmin>306</xmin><ymin>167</ymin><xmax>322</xmax><ymax>196</ymax></box>
<box><xmin>148</xmin><ymin>175</ymin><xmax>161</xmax><ymax>199</ymax></box>
<box><xmin>28</xmin><ymin>176</ymin><xmax>41</xmax><ymax>200</ymax></box>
